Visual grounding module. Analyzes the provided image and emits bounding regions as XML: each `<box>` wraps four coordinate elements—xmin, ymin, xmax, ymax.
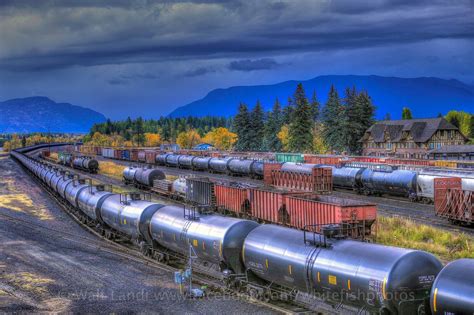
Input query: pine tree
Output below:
<box><xmin>310</xmin><ymin>90</ymin><xmax>320</xmax><ymax>121</ymax></box>
<box><xmin>282</xmin><ymin>97</ymin><xmax>294</xmax><ymax>125</ymax></box>
<box><xmin>233</xmin><ymin>103</ymin><xmax>251</xmax><ymax>151</ymax></box>
<box><xmin>343</xmin><ymin>87</ymin><xmax>360</xmax><ymax>154</ymax></box>
<box><xmin>134</xmin><ymin>117</ymin><xmax>145</xmax><ymax>146</ymax></box>
<box><xmin>384</xmin><ymin>113</ymin><xmax>392</xmax><ymax>120</ymax></box>
<box><xmin>353</xmin><ymin>90</ymin><xmax>376</xmax><ymax>154</ymax></box>
<box><xmin>263</xmin><ymin>98</ymin><xmax>283</xmax><ymax>151</ymax></box>
<box><xmin>322</xmin><ymin>85</ymin><xmax>345</xmax><ymax>153</ymax></box>
<box><xmin>402</xmin><ymin>107</ymin><xmax>413</xmax><ymax>119</ymax></box>
<box><xmin>248</xmin><ymin>100</ymin><xmax>265</xmax><ymax>151</ymax></box>
<box><xmin>288</xmin><ymin>83</ymin><xmax>313</xmax><ymax>153</ymax></box>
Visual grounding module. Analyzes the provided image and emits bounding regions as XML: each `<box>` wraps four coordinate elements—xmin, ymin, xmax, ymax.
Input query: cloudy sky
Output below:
<box><xmin>0</xmin><ymin>0</ymin><xmax>472</xmax><ymax>119</ymax></box>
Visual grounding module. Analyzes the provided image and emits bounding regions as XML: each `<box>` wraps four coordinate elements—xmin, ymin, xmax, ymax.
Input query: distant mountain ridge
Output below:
<box><xmin>0</xmin><ymin>96</ymin><xmax>106</xmax><ymax>133</ymax></box>
<box><xmin>168</xmin><ymin>75</ymin><xmax>474</xmax><ymax>119</ymax></box>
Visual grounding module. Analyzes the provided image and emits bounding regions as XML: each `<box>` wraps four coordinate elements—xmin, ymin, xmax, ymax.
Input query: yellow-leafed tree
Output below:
<box><xmin>277</xmin><ymin>125</ymin><xmax>290</xmax><ymax>152</ymax></box>
<box><xmin>203</xmin><ymin>127</ymin><xmax>237</xmax><ymax>150</ymax></box>
<box><xmin>144</xmin><ymin>133</ymin><xmax>162</xmax><ymax>147</ymax></box>
<box><xmin>176</xmin><ymin>129</ymin><xmax>202</xmax><ymax>149</ymax></box>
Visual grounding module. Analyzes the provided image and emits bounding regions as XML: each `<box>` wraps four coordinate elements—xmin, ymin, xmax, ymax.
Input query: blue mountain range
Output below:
<box><xmin>0</xmin><ymin>96</ymin><xmax>106</xmax><ymax>133</ymax></box>
<box><xmin>168</xmin><ymin>75</ymin><xmax>474</xmax><ymax>119</ymax></box>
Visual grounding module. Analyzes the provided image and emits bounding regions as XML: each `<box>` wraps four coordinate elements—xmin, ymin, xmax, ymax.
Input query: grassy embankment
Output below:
<box><xmin>376</xmin><ymin>216</ymin><xmax>474</xmax><ymax>262</ymax></box>
<box><xmin>98</xmin><ymin>161</ymin><xmax>125</xmax><ymax>180</ymax></box>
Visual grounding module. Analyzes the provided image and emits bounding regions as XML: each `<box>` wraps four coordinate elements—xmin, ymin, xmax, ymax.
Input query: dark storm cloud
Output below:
<box><xmin>0</xmin><ymin>0</ymin><xmax>472</xmax><ymax>72</ymax></box>
<box><xmin>184</xmin><ymin>67</ymin><xmax>217</xmax><ymax>77</ymax></box>
<box><xmin>229</xmin><ymin>58</ymin><xmax>279</xmax><ymax>71</ymax></box>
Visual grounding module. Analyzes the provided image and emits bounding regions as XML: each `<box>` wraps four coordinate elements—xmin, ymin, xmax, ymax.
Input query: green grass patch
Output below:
<box><xmin>376</xmin><ymin>216</ymin><xmax>474</xmax><ymax>262</ymax></box>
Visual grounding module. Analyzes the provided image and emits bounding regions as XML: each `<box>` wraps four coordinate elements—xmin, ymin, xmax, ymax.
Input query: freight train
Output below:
<box><xmin>328</xmin><ymin>164</ymin><xmax>474</xmax><ymax>204</ymax></box>
<box><xmin>156</xmin><ymin>153</ymin><xmax>265</xmax><ymax>178</ymax></box>
<box><xmin>145</xmin><ymin>153</ymin><xmax>474</xmax><ymax>204</ymax></box>
<box><xmin>55</xmin><ymin>152</ymin><xmax>99</xmax><ymax>174</ymax></box>
<box><xmin>11</xmin><ymin>145</ymin><xmax>474</xmax><ymax>315</ymax></box>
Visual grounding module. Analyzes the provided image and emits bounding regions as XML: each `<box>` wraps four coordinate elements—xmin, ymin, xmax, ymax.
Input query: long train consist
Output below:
<box><xmin>141</xmin><ymin>153</ymin><xmax>474</xmax><ymax>204</ymax></box>
<box><xmin>11</xmin><ymin>145</ymin><xmax>474</xmax><ymax>315</ymax></box>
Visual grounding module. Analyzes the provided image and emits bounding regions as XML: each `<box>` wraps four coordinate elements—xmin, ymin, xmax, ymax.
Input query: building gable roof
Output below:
<box><xmin>364</xmin><ymin>118</ymin><xmax>459</xmax><ymax>143</ymax></box>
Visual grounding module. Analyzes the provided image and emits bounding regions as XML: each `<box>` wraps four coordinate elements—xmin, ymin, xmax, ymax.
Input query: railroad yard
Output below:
<box><xmin>2</xmin><ymin>144</ymin><xmax>474</xmax><ymax>314</ymax></box>
<box><xmin>0</xmin><ymin>155</ymin><xmax>277</xmax><ymax>314</ymax></box>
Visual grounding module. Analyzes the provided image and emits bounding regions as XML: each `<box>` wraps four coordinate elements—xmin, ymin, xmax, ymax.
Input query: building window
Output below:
<box><xmin>429</xmin><ymin>143</ymin><xmax>434</xmax><ymax>149</ymax></box>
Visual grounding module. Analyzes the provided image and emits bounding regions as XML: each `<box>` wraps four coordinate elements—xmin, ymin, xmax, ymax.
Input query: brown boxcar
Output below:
<box><xmin>138</xmin><ymin>150</ymin><xmax>146</xmax><ymax>162</ymax></box>
<box><xmin>284</xmin><ymin>194</ymin><xmax>377</xmax><ymax>234</ymax></box>
<box><xmin>145</xmin><ymin>150</ymin><xmax>157</xmax><ymax>164</ymax></box>
<box><xmin>114</xmin><ymin>149</ymin><xmax>122</xmax><ymax>160</ymax></box>
<box><xmin>246</xmin><ymin>187</ymin><xmax>300</xmax><ymax>224</ymax></box>
<box><xmin>433</xmin><ymin>177</ymin><xmax>473</xmax><ymax>224</ymax></box>
<box><xmin>270</xmin><ymin>167</ymin><xmax>333</xmax><ymax>193</ymax></box>
<box><xmin>130</xmin><ymin>149</ymin><xmax>139</xmax><ymax>161</ymax></box>
<box><xmin>214</xmin><ymin>183</ymin><xmax>250</xmax><ymax>215</ymax></box>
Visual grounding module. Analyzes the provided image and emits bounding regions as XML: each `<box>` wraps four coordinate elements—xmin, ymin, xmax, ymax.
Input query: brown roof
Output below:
<box><xmin>363</xmin><ymin>118</ymin><xmax>459</xmax><ymax>143</ymax></box>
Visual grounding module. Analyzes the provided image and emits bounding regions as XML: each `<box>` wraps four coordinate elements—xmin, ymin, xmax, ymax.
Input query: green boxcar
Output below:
<box><xmin>275</xmin><ymin>153</ymin><xmax>304</xmax><ymax>163</ymax></box>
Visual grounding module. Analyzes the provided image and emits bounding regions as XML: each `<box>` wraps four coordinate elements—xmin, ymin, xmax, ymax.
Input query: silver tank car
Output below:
<box><xmin>80</xmin><ymin>157</ymin><xmax>99</xmax><ymax>172</ymax></box>
<box><xmin>123</xmin><ymin>166</ymin><xmax>138</xmax><ymax>183</ymax></box>
<box><xmin>227</xmin><ymin>159</ymin><xmax>255</xmax><ymax>176</ymax></box>
<box><xmin>77</xmin><ymin>186</ymin><xmax>114</xmax><ymax>221</ymax></box>
<box><xmin>281</xmin><ymin>162</ymin><xmax>317</xmax><ymax>174</ymax></box>
<box><xmin>330</xmin><ymin>166</ymin><xmax>365</xmax><ymax>190</ymax></box>
<box><xmin>64</xmin><ymin>179</ymin><xmax>89</xmax><ymax>208</ymax></box>
<box><xmin>177</xmin><ymin>155</ymin><xmax>196</xmax><ymax>169</ymax></box>
<box><xmin>251</xmin><ymin>161</ymin><xmax>264</xmax><ymax>177</ymax></box>
<box><xmin>46</xmin><ymin>169</ymin><xmax>61</xmax><ymax>188</ymax></box>
<box><xmin>150</xmin><ymin>206</ymin><xmax>259</xmax><ymax>273</ymax></box>
<box><xmin>155</xmin><ymin>153</ymin><xmax>170</xmax><ymax>165</ymax></box>
<box><xmin>41</xmin><ymin>167</ymin><xmax>54</xmax><ymax>183</ymax></box>
<box><xmin>430</xmin><ymin>258</ymin><xmax>474</xmax><ymax>315</ymax></box>
<box><xmin>134</xmin><ymin>168</ymin><xmax>166</xmax><ymax>187</ymax></box>
<box><xmin>209</xmin><ymin>157</ymin><xmax>232</xmax><ymax>173</ymax></box>
<box><xmin>172</xmin><ymin>178</ymin><xmax>187</xmax><ymax>197</ymax></box>
<box><xmin>361</xmin><ymin>169</ymin><xmax>417</xmax><ymax>196</ymax></box>
<box><xmin>51</xmin><ymin>171</ymin><xmax>66</xmax><ymax>192</ymax></box>
<box><xmin>56</xmin><ymin>174</ymin><xmax>75</xmax><ymax>199</ymax></box>
<box><xmin>192</xmin><ymin>156</ymin><xmax>212</xmax><ymax>170</ymax></box>
<box><xmin>243</xmin><ymin>224</ymin><xmax>443</xmax><ymax>314</ymax></box>
<box><xmin>165</xmin><ymin>154</ymin><xmax>180</xmax><ymax>167</ymax></box>
<box><xmin>99</xmin><ymin>194</ymin><xmax>164</xmax><ymax>240</ymax></box>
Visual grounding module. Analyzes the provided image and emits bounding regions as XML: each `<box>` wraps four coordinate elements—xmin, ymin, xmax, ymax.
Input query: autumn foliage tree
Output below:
<box><xmin>144</xmin><ymin>133</ymin><xmax>162</xmax><ymax>147</ymax></box>
<box><xmin>176</xmin><ymin>129</ymin><xmax>202</xmax><ymax>149</ymax></box>
<box><xmin>203</xmin><ymin>127</ymin><xmax>237</xmax><ymax>150</ymax></box>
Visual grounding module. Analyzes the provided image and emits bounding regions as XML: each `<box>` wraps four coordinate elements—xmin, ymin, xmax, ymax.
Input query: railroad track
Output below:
<box><xmin>25</xmin><ymin>148</ymin><xmax>474</xmax><ymax>235</ymax></box>
<box><xmin>11</xmin><ymin>155</ymin><xmax>319</xmax><ymax>315</ymax></box>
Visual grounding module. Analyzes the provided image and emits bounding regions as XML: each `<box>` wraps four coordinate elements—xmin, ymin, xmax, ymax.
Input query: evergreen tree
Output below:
<box><xmin>402</xmin><ymin>107</ymin><xmax>413</xmax><ymax>119</ymax></box>
<box><xmin>322</xmin><ymin>85</ymin><xmax>345</xmax><ymax>153</ymax></box>
<box><xmin>263</xmin><ymin>98</ymin><xmax>283</xmax><ymax>151</ymax></box>
<box><xmin>384</xmin><ymin>113</ymin><xmax>391</xmax><ymax>120</ymax></box>
<box><xmin>21</xmin><ymin>135</ymin><xmax>26</xmax><ymax>147</ymax></box>
<box><xmin>233</xmin><ymin>103</ymin><xmax>251</xmax><ymax>151</ymax></box>
<box><xmin>248</xmin><ymin>100</ymin><xmax>265</xmax><ymax>151</ymax></box>
<box><xmin>343</xmin><ymin>87</ymin><xmax>359</xmax><ymax>154</ymax></box>
<box><xmin>310</xmin><ymin>90</ymin><xmax>320</xmax><ymax>121</ymax></box>
<box><xmin>282</xmin><ymin>97</ymin><xmax>294</xmax><ymax>125</ymax></box>
<box><xmin>449</xmin><ymin>116</ymin><xmax>460</xmax><ymax>129</ymax></box>
<box><xmin>288</xmin><ymin>83</ymin><xmax>313</xmax><ymax>152</ymax></box>
<box><xmin>134</xmin><ymin>117</ymin><xmax>145</xmax><ymax>146</ymax></box>
<box><xmin>352</xmin><ymin>90</ymin><xmax>376</xmax><ymax>154</ymax></box>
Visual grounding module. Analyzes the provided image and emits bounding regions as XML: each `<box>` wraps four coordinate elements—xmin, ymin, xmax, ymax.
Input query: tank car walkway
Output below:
<box><xmin>0</xmin><ymin>155</ymin><xmax>275</xmax><ymax>314</ymax></box>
